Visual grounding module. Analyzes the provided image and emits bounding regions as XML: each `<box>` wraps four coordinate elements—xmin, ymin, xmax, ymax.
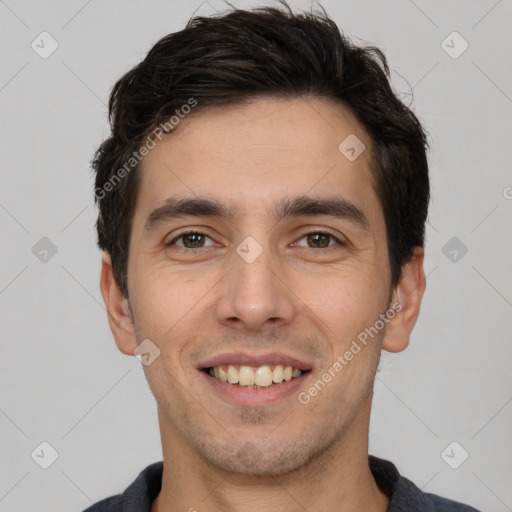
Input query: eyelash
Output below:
<box><xmin>165</xmin><ymin>229</ymin><xmax>344</xmax><ymax>250</ymax></box>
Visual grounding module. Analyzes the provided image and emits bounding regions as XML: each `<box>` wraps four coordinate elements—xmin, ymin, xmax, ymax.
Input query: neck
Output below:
<box><xmin>151</xmin><ymin>395</ymin><xmax>389</xmax><ymax>512</ymax></box>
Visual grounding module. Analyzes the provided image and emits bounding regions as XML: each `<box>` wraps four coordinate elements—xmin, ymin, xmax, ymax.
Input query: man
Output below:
<box><xmin>86</xmin><ymin>2</ymin><xmax>479</xmax><ymax>511</ymax></box>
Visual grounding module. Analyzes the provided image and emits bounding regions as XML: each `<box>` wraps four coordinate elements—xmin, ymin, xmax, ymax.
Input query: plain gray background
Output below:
<box><xmin>1</xmin><ymin>0</ymin><xmax>511</xmax><ymax>510</ymax></box>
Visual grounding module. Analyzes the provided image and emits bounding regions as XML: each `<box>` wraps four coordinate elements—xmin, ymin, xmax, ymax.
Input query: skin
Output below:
<box><xmin>100</xmin><ymin>96</ymin><xmax>426</xmax><ymax>512</ymax></box>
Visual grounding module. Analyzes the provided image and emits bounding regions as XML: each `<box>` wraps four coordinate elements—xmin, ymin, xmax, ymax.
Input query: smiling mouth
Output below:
<box><xmin>204</xmin><ymin>364</ymin><xmax>309</xmax><ymax>388</ymax></box>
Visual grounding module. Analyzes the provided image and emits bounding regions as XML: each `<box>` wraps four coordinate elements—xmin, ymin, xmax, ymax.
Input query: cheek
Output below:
<box><xmin>130</xmin><ymin>265</ymin><xmax>205</xmax><ymax>341</ymax></box>
<box><xmin>295</xmin><ymin>265</ymin><xmax>387</xmax><ymax>342</ymax></box>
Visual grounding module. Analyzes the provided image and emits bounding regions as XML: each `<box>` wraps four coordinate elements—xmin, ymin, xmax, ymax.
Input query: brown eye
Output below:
<box><xmin>181</xmin><ymin>233</ymin><xmax>206</xmax><ymax>248</ymax></box>
<box><xmin>295</xmin><ymin>231</ymin><xmax>342</xmax><ymax>249</ymax></box>
<box><xmin>307</xmin><ymin>233</ymin><xmax>330</xmax><ymax>248</ymax></box>
<box><xmin>167</xmin><ymin>231</ymin><xmax>214</xmax><ymax>249</ymax></box>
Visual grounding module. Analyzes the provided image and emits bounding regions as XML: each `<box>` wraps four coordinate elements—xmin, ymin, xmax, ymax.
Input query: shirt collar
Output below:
<box><xmin>118</xmin><ymin>456</ymin><xmax>447</xmax><ymax>511</ymax></box>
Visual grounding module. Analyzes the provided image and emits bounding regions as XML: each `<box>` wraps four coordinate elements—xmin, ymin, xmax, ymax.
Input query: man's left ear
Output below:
<box><xmin>381</xmin><ymin>246</ymin><xmax>426</xmax><ymax>353</ymax></box>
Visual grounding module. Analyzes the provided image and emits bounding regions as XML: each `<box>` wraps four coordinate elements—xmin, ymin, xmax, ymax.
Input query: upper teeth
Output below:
<box><xmin>209</xmin><ymin>365</ymin><xmax>302</xmax><ymax>387</ymax></box>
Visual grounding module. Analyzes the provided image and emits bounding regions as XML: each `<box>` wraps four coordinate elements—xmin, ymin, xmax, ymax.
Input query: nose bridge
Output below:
<box><xmin>214</xmin><ymin>234</ymin><xmax>295</xmax><ymax>331</ymax></box>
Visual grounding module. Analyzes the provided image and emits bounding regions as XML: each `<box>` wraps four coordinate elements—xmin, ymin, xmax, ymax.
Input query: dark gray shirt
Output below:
<box><xmin>82</xmin><ymin>455</ymin><xmax>480</xmax><ymax>511</ymax></box>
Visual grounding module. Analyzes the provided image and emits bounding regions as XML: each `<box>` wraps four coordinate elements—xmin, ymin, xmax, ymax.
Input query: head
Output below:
<box><xmin>95</xmin><ymin>2</ymin><xmax>429</xmax><ymax>476</ymax></box>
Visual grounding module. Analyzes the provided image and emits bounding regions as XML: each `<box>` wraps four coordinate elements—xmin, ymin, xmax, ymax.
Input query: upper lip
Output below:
<box><xmin>198</xmin><ymin>352</ymin><xmax>312</xmax><ymax>371</ymax></box>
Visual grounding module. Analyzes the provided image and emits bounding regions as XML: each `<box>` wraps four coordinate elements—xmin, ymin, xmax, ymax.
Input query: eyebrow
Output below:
<box><xmin>144</xmin><ymin>195</ymin><xmax>370</xmax><ymax>234</ymax></box>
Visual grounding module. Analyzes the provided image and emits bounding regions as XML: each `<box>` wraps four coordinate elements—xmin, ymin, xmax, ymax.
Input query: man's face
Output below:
<box><xmin>122</xmin><ymin>97</ymin><xmax>394</xmax><ymax>475</ymax></box>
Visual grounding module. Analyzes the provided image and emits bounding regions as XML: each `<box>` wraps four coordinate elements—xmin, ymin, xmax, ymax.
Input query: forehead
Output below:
<box><xmin>134</xmin><ymin>96</ymin><xmax>383</xmax><ymax>231</ymax></box>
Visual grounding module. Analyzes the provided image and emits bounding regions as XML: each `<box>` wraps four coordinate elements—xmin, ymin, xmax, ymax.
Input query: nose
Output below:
<box><xmin>214</xmin><ymin>243</ymin><xmax>297</xmax><ymax>332</ymax></box>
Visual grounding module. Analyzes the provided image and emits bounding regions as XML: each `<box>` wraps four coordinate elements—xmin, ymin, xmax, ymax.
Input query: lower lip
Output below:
<box><xmin>199</xmin><ymin>370</ymin><xmax>311</xmax><ymax>406</ymax></box>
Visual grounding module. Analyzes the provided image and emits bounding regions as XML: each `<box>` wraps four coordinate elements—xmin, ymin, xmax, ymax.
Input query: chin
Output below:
<box><xmin>195</xmin><ymin>434</ymin><xmax>334</xmax><ymax>477</ymax></box>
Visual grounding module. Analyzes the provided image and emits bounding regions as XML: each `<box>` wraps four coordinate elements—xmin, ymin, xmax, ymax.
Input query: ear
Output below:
<box><xmin>99</xmin><ymin>252</ymin><xmax>138</xmax><ymax>356</ymax></box>
<box><xmin>381</xmin><ymin>247</ymin><xmax>426</xmax><ymax>353</ymax></box>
